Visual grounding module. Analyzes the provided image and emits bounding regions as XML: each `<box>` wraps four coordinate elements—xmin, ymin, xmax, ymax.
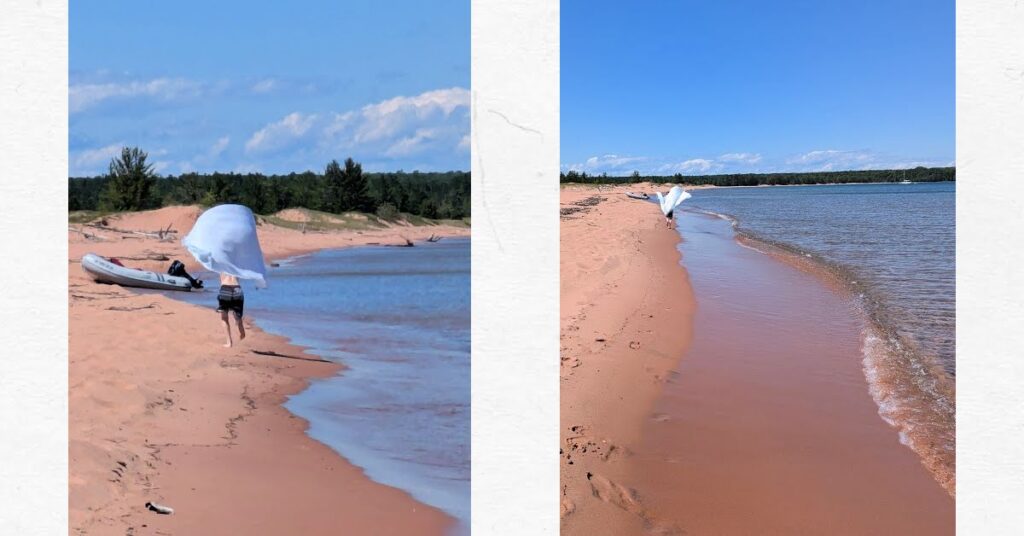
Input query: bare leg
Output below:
<box><xmin>221</xmin><ymin>310</ymin><xmax>233</xmax><ymax>348</ymax></box>
<box><xmin>235</xmin><ymin>313</ymin><xmax>246</xmax><ymax>340</ymax></box>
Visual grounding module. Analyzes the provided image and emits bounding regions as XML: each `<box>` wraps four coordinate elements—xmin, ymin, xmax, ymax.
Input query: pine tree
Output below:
<box><xmin>100</xmin><ymin>147</ymin><xmax>156</xmax><ymax>211</ymax></box>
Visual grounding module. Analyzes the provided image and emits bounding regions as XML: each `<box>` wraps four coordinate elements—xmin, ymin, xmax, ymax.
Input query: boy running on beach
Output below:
<box><xmin>217</xmin><ymin>273</ymin><xmax>246</xmax><ymax>347</ymax></box>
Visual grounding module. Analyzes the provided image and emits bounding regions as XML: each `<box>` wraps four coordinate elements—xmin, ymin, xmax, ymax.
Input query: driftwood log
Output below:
<box><xmin>69</xmin><ymin>226</ymin><xmax>109</xmax><ymax>241</ymax></box>
<box><xmin>85</xmin><ymin>222</ymin><xmax>178</xmax><ymax>241</ymax></box>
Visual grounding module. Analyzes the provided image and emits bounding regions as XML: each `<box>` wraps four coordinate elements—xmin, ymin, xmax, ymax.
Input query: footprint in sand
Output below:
<box><xmin>586</xmin><ymin>472</ymin><xmax>686</xmax><ymax>535</ymax></box>
<box><xmin>564</xmin><ymin>425</ymin><xmax>626</xmax><ymax>463</ymax></box>
<box><xmin>560</xmin><ymin>496</ymin><xmax>576</xmax><ymax>518</ymax></box>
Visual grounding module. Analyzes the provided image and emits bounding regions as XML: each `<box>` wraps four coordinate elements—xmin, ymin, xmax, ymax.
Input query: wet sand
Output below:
<box><xmin>69</xmin><ymin>205</ymin><xmax>468</xmax><ymax>535</ymax></box>
<box><xmin>559</xmin><ymin>184</ymin><xmax>953</xmax><ymax>534</ymax></box>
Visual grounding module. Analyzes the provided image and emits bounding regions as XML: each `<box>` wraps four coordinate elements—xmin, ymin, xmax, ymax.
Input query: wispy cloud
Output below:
<box><xmin>656</xmin><ymin>158</ymin><xmax>716</xmax><ymax>174</ymax></box>
<box><xmin>566</xmin><ymin>152</ymin><xmax>757</xmax><ymax>175</ymax></box>
<box><xmin>564</xmin><ymin>149</ymin><xmax>951</xmax><ymax>176</ymax></box>
<box><xmin>719</xmin><ymin>152</ymin><xmax>763</xmax><ymax>165</ymax></box>
<box><xmin>70</xmin><ymin>143</ymin><xmax>124</xmax><ymax>175</ymax></box>
<box><xmin>208</xmin><ymin>136</ymin><xmax>231</xmax><ymax>158</ymax></box>
<box><xmin>250</xmin><ymin>78</ymin><xmax>278</xmax><ymax>94</ymax></box>
<box><xmin>786</xmin><ymin>149</ymin><xmax>873</xmax><ymax>171</ymax></box>
<box><xmin>784</xmin><ymin>149</ymin><xmax>952</xmax><ymax>172</ymax></box>
<box><xmin>69</xmin><ymin>73</ymin><xmax>324</xmax><ymax>114</ymax></box>
<box><xmin>244</xmin><ymin>113</ymin><xmax>318</xmax><ymax>154</ymax></box>
<box><xmin>71</xmin><ymin>144</ymin><xmax>171</xmax><ymax>176</ymax></box>
<box><xmin>565</xmin><ymin>154</ymin><xmax>648</xmax><ymax>173</ymax></box>
<box><xmin>69</xmin><ymin>77</ymin><xmax>208</xmax><ymax>113</ymax></box>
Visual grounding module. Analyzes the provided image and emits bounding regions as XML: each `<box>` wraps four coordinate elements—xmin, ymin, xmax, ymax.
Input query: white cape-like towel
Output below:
<box><xmin>182</xmin><ymin>204</ymin><xmax>268</xmax><ymax>288</ymax></box>
<box><xmin>656</xmin><ymin>185</ymin><xmax>692</xmax><ymax>216</ymax></box>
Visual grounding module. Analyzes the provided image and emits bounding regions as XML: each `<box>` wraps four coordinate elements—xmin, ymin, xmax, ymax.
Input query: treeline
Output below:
<box><xmin>560</xmin><ymin>166</ymin><xmax>956</xmax><ymax>186</ymax></box>
<box><xmin>70</xmin><ymin>147</ymin><xmax>470</xmax><ymax>220</ymax></box>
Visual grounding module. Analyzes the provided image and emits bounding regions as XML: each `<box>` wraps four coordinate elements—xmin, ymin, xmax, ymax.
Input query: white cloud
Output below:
<box><xmin>69</xmin><ymin>77</ymin><xmax>205</xmax><ymax>113</ymax></box>
<box><xmin>347</xmin><ymin>88</ymin><xmax>469</xmax><ymax>145</ymax></box>
<box><xmin>719</xmin><ymin>152</ymin><xmax>762</xmax><ymax>164</ymax></box>
<box><xmin>565</xmin><ymin>154</ymin><xmax>648</xmax><ymax>173</ymax></box>
<box><xmin>244</xmin><ymin>112</ymin><xmax>318</xmax><ymax>154</ymax></box>
<box><xmin>70</xmin><ymin>143</ymin><xmax>124</xmax><ymax>175</ymax></box>
<box><xmin>151</xmin><ymin>160</ymin><xmax>173</xmax><ymax>174</ymax></box>
<box><xmin>385</xmin><ymin>128</ymin><xmax>439</xmax><ymax>157</ymax></box>
<box><xmin>70</xmin><ymin>145</ymin><xmax>169</xmax><ymax>176</ymax></box>
<box><xmin>251</xmin><ymin>78</ymin><xmax>278</xmax><ymax>94</ymax></box>
<box><xmin>565</xmin><ymin>148</ymin><xmax>956</xmax><ymax>176</ymax></box>
<box><xmin>244</xmin><ymin>87</ymin><xmax>470</xmax><ymax>163</ymax></box>
<box><xmin>658</xmin><ymin>158</ymin><xmax>716</xmax><ymax>174</ymax></box>
<box><xmin>786</xmin><ymin>149</ymin><xmax>874</xmax><ymax>171</ymax></box>
<box><xmin>208</xmin><ymin>136</ymin><xmax>230</xmax><ymax>157</ymax></box>
<box><xmin>782</xmin><ymin>149</ymin><xmax>948</xmax><ymax>172</ymax></box>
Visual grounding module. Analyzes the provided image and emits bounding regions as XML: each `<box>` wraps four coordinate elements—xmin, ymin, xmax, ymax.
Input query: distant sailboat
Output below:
<box><xmin>900</xmin><ymin>170</ymin><xmax>912</xmax><ymax>184</ymax></box>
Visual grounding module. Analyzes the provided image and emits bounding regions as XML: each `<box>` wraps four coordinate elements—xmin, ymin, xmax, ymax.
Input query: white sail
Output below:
<box><xmin>656</xmin><ymin>185</ymin><xmax>692</xmax><ymax>216</ymax></box>
<box><xmin>182</xmin><ymin>204</ymin><xmax>269</xmax><ymax>287</ymax></box>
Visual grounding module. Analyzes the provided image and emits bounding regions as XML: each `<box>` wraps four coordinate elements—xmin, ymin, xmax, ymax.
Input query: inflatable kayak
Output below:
<box><xmin>625</xmin><ymin>191</ymin><xmax>649</xmax><ymax>200</ymax></box>
<box><xmin>81</xmin><ymin>253</ymin><xmax>194</xmax><ymax>292</ymax></box>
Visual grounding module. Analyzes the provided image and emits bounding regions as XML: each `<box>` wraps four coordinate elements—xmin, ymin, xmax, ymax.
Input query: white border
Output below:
<box><xmin>471</xmin><ymin>0</ymin><xmax>560</xmax><ymax>533</ymax></box>
<box><xmin>7</xmin><ymin>0</ymin><xmax>1024</xmax><ymax>533</ymax></box>
<box><xmin>0</xmin><ymin>1</ymin><xmax>69</xmax><ymax>533</ymax></box>
<box><xmin>957</xmin><ymin>0</ymin><xmax>1024</xmax><ymax>531</ymax></box>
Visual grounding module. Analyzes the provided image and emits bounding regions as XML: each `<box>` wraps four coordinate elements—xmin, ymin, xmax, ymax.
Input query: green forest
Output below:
<box><xmin>69</xmin><ymin>147</ymin><xmax>471</xmax><ymax>221</ymax></box>
<box><xmin>560</xmin><ymin>166</ymin><xmax>955</xmax><ymax>186</ymax></box>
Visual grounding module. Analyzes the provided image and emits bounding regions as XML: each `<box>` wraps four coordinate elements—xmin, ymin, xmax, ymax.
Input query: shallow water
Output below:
<box><xmin>686</xmin><ymin>182</ymin><xmax>955</xmax><ymax>374</ymax></box>
<box><xmin>629</xmin><ymin>210</ymin><xmax>953</xmax><ymax>534</ymax></box>
<box><xmin>163</xmin><ymin>238</ymin><xmax>470</xmax><ymax>533</ymax></box>
<box><xmin>681</xmin><ymin>182</ymin><xmax>955</xmax><ymax>493</ymax></box>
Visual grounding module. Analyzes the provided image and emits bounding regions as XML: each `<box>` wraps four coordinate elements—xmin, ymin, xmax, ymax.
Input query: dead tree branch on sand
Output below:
<box><xmin>69</xmin><ymin>226</ymin><xmax>109</xmax><ymax>241</ymax></box>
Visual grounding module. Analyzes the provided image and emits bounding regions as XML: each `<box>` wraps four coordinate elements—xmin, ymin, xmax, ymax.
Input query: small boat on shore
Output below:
<box><xmin>626</xmin><ymin>191</ymin><xmax>649</xmax><ymax>200</ymax></box>
<box><xmin>81</xmin><ymin>253</ymin><xmax>194</xmax><ymax>291</ymax></box>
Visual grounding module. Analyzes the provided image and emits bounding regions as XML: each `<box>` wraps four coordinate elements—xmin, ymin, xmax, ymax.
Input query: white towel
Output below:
<box><xmin>182</xmin><ymin>204</ymin><xmax>268</xmax><ymax>288</ymax></box>
<box><xmin>655</xmin><ymin>185</ymin><xmax>692</xmax><ymax>216</ymax></box>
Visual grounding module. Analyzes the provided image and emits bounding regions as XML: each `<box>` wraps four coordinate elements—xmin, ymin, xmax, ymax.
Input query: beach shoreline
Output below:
<box><xmin>69</xmin><ymin>205</ymin><xmax>468</xmax><ymax>535</ymax></box>
<box><xmin>560</xmin><ymin>183</ymin><xmax>953</xmax><ymax>534</ymax></box>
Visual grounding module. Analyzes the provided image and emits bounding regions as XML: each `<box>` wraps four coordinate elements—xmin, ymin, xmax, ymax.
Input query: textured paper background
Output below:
<box><xmin>956</xmin><ymin>0</ymin><xmax>1024</xmax><ymax>532</ymax></box>
<box><xmin>3</xmin><ymin>0</ymin><xmax>1024</xmax><ymax>533</ymax></box>
<box><xmin>0</xmin><ymin>1</ymin><xmax>69</xmax><ymax>533</ymax></box>
<box><xmin>471</xmin><ymin>0</ymin><xmax>560</xmax><ymax>533</ymax></box>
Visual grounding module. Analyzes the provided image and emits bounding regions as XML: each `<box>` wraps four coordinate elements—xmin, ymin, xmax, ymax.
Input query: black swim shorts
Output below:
<box><xmin>217</xmin><ymin>285</ymin><xmax>244</xmax><ymax>317</ymax></box>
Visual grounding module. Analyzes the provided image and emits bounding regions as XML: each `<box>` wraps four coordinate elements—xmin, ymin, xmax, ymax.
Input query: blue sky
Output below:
<box><xmin>561</xmin><ymin>0</ymin><xmax>955</xmax><ymax>175</ymax></box>
<box><xmin>70</xmin><ymin>0</ymin><xmax>469</xmax><ymax>176</ymax></box>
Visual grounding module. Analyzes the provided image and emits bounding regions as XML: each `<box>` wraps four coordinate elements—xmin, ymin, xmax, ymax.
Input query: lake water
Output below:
<box><xmin>164</xmin><ymin>237</ymin><xmax>470</xmax><ymax>533</ymax></box>
<box><xmin>682</xmin><ymin>182</ymin><xmax>955</xmax><ymax>491</ymax></box>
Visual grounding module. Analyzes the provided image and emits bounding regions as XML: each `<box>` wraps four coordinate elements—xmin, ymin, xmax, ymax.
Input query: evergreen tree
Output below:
<box><xmin>340</xmin><ymin>157</ymin><xmax>373</xmax><ymax>212</ymax></box>
<box><xmin>99</xmin><ymin>147</ymin><xmax>157</xmax><ymax>211</ymax></box>
<box><xmin>324</xmin><ymin>160</ymin><xmax>345</xmax><ymax>213</ymax></box>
